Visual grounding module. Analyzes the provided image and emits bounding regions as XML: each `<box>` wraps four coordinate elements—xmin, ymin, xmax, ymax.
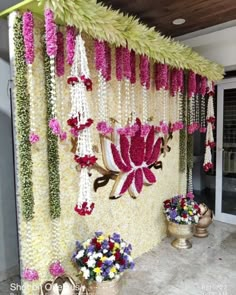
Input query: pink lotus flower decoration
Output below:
<box><xmin>101</xmin><ymin>119</ymin><xmax>162</xmax><ymax>198</ymax></box>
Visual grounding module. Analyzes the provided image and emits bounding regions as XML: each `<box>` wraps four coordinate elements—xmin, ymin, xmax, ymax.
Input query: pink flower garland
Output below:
<box><xmin>188</xmin><ymin>70</ymin><xmax>196</xmax><ymax>99</ymax></box>
<box><xmin>200</xmin><ymin>76</ymin><xmax>207</xmax><ymax>96</ymax></box>
<box><xmin>23</xmin><ymin>268</ymin><xmax>39</xmax><ymax>281</ymax></box>
<box><xmin>123</xmin><ymin>46</ymin><xmax>131</xmax><ymax>80</ymax></box>
<box><xmin>44</xmin><ymin>9</ymin><xmax>57</xmax><ymax>57</ymax></box>
<box><xmin>140</xmin><ymin>55</ymin><xmax>150</xmax><ymax>89</ymax></box>
<box><xmin>95</xmin><ymin>40</ymin><xmax>106</xmax><ymax>75</ymax></box>
<box><xmin>170</xmin><ymin>68</ymin><xmax>178</xmax><ymax>97</ymax></box>
<box><xmin>56</xmin><ymin>32</ymin><xmax>65</xmax><ymax>77</ymax></box>
<box><xmin>66</xmin><ymin>26</ymin><xmax>76</xmax><ymax>65</ymax></box>
<box><xmin>130</xmin><ymin>49</ymin><xmax>136</xmax><ymax>84</ymax></box>
<box><xmin>105</xmin><ymin>42</ymin><xmax>111</xmax><ymax>81</ymax></box>
<box><xmin>155</xmin><ymin>63</ymin><xmax>168</xmax><ymax>90</ymax></box>
<box><xmin>177</xmin><ymin>69</ymin><xmax>183</xmax><ymax>92</ymax></box>
<box><xmin>23</xmin><ymin>12</ymin><xmax>35</xmax><ymax>65</ymax></box>
<box><xmin>115</xmin><ymin>46</ymin><xmax>123</xmax><ymax>81</ymax></box>
<box><xmin>96</xmin><ymin>121</ymin><xmax>114</xmax><ymax>135</ymax></box>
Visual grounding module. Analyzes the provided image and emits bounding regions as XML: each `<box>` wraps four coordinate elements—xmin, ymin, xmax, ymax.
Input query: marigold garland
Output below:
<box><xmin>14</xmin><ymin>15</ymin><xmax>34</xmax><ymax>221</ymax></box>
<box><xmin>44</xmin><ymin>39</ymin><xmax>61</xmax><ymax>219</ymax></box>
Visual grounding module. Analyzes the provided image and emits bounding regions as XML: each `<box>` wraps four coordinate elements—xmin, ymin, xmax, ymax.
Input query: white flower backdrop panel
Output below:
<box><xmin>13</xmin><ymin>17</ymin><xmax>185</xmax><ymax>292</ymax></box>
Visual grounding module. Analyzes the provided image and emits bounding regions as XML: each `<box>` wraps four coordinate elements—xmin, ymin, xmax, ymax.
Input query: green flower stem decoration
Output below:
<box><xmin>44</xmin><ymin>42</ymin><xmax>61</xmax><ymax>219</ymax></box>
<box><xmin>14</xmin><ymin>16</ymin><xmax>34</xmax><ymax>221</ymax></box>
<box><xmin>37</xmin><ymin>0</ymin><xmax>224</xmax><ymax>81</ymax></box>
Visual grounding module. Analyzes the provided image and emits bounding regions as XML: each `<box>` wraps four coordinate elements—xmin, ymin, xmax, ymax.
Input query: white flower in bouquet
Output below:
<box><xmin>76</xmin><ymin>250</ymin><xmax>84</xmax><ymax>259</ymax></box>
<box><xmin>103</xmin><ymin>249</ymin><xmax>108</xmax><ymax>254</ymax></box>
<box><xmin>109</xmin><ymin>272</ymin><xmax>115</xmax><ymax>279</ymax></box>
<box><xmin>96</xmin><ymin>275</ymin><xmax>103</xmax><ymax>283</ymax></box>
<box><xmin>81</xmin><ymin>267</ymin><xmax>90</xmax><ymax>279</ymax></box>
<box><xmin>87</xmin><ymin>258</ymin><xmax>96</xmax><ymax>268</ymax></box>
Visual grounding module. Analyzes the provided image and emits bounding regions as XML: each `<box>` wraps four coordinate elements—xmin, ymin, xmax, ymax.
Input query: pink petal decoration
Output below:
<box><xmin>115</xmin><ymin>46</ymin><xmax>123</xmax><ymax>81</ymax></box>
<box><xmin>170</xmin><ymin>68</ymin><xmax>178</xmax><ymax>96</ymax></box>
<box><xmin>143</xmin><ymin>167</ymin><xmax>156</xmax><ymax>183</ymax></box>
<box><xmin>23</xmin><ymin>11</ymin><xmax>34</xmax><ymax>65</ymax></box>
<box><xmin>49</xmin><ymin>261</ymin><xmax>65</xmax><ymax>277</ymax></box>
<box><xmin>146</xmin><ymin>137</ymin><xmax>162</xmax><ymax>165</ymax></box>
<box><xmin>66</xmin><ymin>26</ymin><xmax>76</xmax><ymax>65</ymax></box>
<box><xmin>95</xmin><ymin>40</ymin><xmax>106</xmax><ymax>75</ymax></box>
<box><xmin>155</xmin><ymin>63</ymin><xmax>168</xmax><ymax>90</ymax></box>
<box><xmin>135</xmin><ymin>168</ymin><xmax>143</xmax><ymax>193</ymax></box>
<box><xmin>120</xmin><ymin>135</ymin><xmax>131</xmax><ymax>167</ymax></box>
<box><xmin>23</xmin><ymin>268</ymin><xmax>39</xmax><ymax>281</ymax></box>
<box><xmin>120</xmin><ymin>171</ymin><xmax>135</xmax><ymax>194</ymax></box>
<box><xmin>111</xmin><ymin>143</ymin><xmax>131</xmax><ymax>172</ymax></box>
<box><xmin>130</xmin><ymin>135</ymin><xmax>145</xmax><ymax>166</ymax></box>
<box><xmin>130</xmin><ymin>49</ymin><xmax>136</xmax><ymax>84</ymax></box>
<box><xmin>196</xmin><ymin>74</ymin><xmax>201</xmax><ymax>95</ymax></box>
<box><xmin>60</xmin><ymin>131</ymin><xmax>67</xmax><ymax>141</ymax></box>
<box><xmin>56</xmin><ymin>31</ymin><xmax>65</xmax><ymax>77</ymax></box>
<box><xmin>49</xmin><ymin>118</ymin><xmax>61</xmax><ymax>136</ymax></box>
<box><xmin>123</xmin><ymin>46</ymin><xmax>131</xmax><ymax>80</ymax></box>
<box><xmin>145</xmin><ymin>126</ymin><xmax>155</xmax><ymax>161</ymax></box>
<box><xmin>44</xmin><ymin>9</ymin><xmax>57</xmax><ymax>57</ymax></box>
<box><xmin>188</xmin><ymin>70</ymin><xmax>196</xmax><ymax>98</ymax></box>
<box><xmin>105</xmin><ymin>42</ymin><xmax>111</xmax><ymax>81</ymax></box>
<box><xmin>200</xmin><ymin>76</ymin><xmax>207</xmax><ymax>96</ymax></box>
<box><xmin>140</xmin><ymin>55</ymin><xmax>150</xmax><ymax>89</ymax></box>
<box><xmin>29</xmin><ymin>132</ymin><xmax>40</xmax><ymax>144</ymax></box>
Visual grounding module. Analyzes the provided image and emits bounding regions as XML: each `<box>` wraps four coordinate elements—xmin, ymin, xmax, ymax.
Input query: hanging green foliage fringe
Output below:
<box><xmin>38</xmin><ymin>0</ymin><xmax>224</xmax><ymax>81</ymax></box>
<box><xmin>44</xmin><ymin>42</ymin><xmax>61</xmax><ymax>219</ymax></box>
<box><xmin>14</xmin><ymin>15</ymin><xmax>34</xmax><ymax>221</ymax></box>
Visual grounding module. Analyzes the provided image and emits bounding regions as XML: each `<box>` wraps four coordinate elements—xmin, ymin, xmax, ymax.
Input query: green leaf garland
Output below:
<box><xmin>14</xmin><ymin>16</ymin><xmax>34</xmax><ymax>221</ymax></box>
<box><xmin>44</xmin><ymin>41</ymin><xmax>61</xmax><ymax>219</ymax></box>
<box><xmin>37</xmin><ymin>0</ymin><xmax>224</xmax><ymax>81</ymax></box>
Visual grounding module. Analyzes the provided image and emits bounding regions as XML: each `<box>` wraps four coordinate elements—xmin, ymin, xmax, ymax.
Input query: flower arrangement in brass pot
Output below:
<box><xmin>72</xmin><ymin>232</ymin><xmax>134</xmax><ymax>283</ymax></box>
<box><xmin>163</xmin><ymin>194</ymin><xmax>201</xmax><ymax>225</ymax></box>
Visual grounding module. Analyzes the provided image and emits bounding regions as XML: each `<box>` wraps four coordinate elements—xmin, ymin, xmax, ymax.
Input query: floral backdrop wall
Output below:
<box><xmin>13</xmin><ymin>16</ymin><xmax>186</xmax><ymax>293</ymax></box>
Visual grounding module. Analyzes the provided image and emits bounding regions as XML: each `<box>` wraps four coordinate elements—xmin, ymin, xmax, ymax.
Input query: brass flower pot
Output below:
<box><xmin>168</xmin><ymin>221</ymin><xmax>194</xmax><ymax>249</ymax></box>
<box><xmin>87</xmin><ymin>277</ymin><xmax>121</xmax><ymax>295</ymax></box>
<box><xmin>194</xmin><ymin>205</ymin><xmax>213</xmax><ymax>238</ymax></box>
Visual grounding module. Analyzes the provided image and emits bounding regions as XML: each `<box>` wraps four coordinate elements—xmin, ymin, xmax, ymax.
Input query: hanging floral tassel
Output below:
<box><xmin>155</xmin><ymin>63</ymin><xmax>169</xmax><ymax>135</ymax></box>
<box><xmin>187</xmin><ymin>70</ymin><xmax>197</xmax><ymax>134</ymax></box>
<box><xmin>70</xmin><ymin>35</ymin><xmax>97</xmax><ymax>215</ymax></box>
<box><xmin>56</xmin><ymin>31</ymin><xmax>67</xmax><ymax>141</ymax></box>
<box><xmin>130</xmin><ymin>50</ymin><xmax>136</xmax><ymax>123</ymax></box>
<box><xmin>203</xmin><ymin>81</ymin><xmax>215</xmax><ymax>172</ymax></box>
<box><xmin>199</xmin><ymin>76</ymin><xmax>207</xmax><ymax>133</ymax></box>
<box><xmin>66</xmin><ymin>26</ymin><xmax>76</xmax><ymax>66</ymax></box>
<box><xmin>140</xmin><ymin>54</ymin><xmax>150</xmax><ymax>124</ymax></box>
<box><xmin>95</xmin><ymin>40</ymin><xmax>113</xmax><ymax>135</ymax></box>
<box><xmin>123</xmin><ymin>46</ymin><xmax>131</xmax><ymax>125</ymax></box>
<box><xmin>23</xmin><ymin>11</ymin><xmax>40</xmax><ymax>145</ymax></box>
<box><xmin>115</xmin><ymin>46</ymin><xmax>123</xmax><ymax>125</ymax></box>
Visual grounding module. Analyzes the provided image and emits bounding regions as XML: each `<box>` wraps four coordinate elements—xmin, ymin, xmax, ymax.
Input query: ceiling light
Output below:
<box><xmin>172</xmin><ymin>18</ymin><xmax>186</xmax><ymax>25</ymax></box>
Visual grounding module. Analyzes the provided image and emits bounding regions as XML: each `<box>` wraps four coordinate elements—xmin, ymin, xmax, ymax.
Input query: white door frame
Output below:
<box><xmin>215</xmin><ymin>78</ymin><xmax>236</xmax><ymax>224</ymax></box>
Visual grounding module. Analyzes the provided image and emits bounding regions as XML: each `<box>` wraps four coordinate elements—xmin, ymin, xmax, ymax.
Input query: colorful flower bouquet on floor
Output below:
<box><xmin>72</xmin><ymin>232</ymin><xmax>134</xmax><ymax>283</ymax></box>
<box><xmin>163</xmin><ymin>194</ymin><xmax>201</xmax><ymax>225</ymax></box>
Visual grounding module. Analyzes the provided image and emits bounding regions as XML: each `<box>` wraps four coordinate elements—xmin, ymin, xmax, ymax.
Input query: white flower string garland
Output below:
<box><xmin>68</xmin><ymin>34</ymin><xmax>97</xmax><ymax>216</ymax></box>
<box><xmin>203</xmin><ymin>81</ymin><xmax>215</xmax><ymax>172</ymax></box>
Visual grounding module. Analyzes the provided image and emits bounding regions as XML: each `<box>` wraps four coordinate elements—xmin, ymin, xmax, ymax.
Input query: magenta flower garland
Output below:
<box><xmin>44</xmin><ymin>8</ymin><xmax>58</xmax><ymax>57</ymax></box>
<box><xmin>23</xmin><ymin>11</ymin><xmax>40</xmax><ymax>145</ymax></box>
<box><xmin>56</xmin><ymin>31</ymin><xmax>65</xmax><ymax>77</ymax></box>
<box><xmin>23</xmin><ymin>12</ymin><xmax>34</xmax><ymax>65</ymax></box>
<box><xmin>200</xmin><ymin>76</ymin><xmax>207</xmax><ymax>133</ymax></box>
<box><xmin>66</xmin><ymin>26</ymin><xmax>76</xmax><ymax>65</ymax></box>
<box><xmin>187</xmin><ymin>70</ymin><xmax>198</xmax><ymax>134</ymax></box>
<box><xmin>105</xmin><ymin>42</ymin><xmax>111</xmax><ymax>81</ymax></box>
<box><xmin>115</xmin><ymin>46</ymin><xmax>123</xmax><ymax>81</ymax></box>
<box><xmin>155</xmin><ymin>63</ymin><xmax>168</xmax><ymax>91</ymax></box>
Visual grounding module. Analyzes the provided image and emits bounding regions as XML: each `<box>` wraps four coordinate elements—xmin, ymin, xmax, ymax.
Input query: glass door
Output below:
<box><xmin>216</xmin><ymin>79</ymin><xmax>236</xmax><ymax>224</ymax></box>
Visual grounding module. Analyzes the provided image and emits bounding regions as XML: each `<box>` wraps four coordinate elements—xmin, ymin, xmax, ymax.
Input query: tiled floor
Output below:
<box><xmin>1</xmin><ymin>221</ymin><xmax>236</xmax><ymax>295</ymax></box>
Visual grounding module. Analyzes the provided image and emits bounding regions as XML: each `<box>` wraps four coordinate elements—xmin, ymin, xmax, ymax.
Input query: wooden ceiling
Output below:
<box><xmin>101</xmin><ymin>0</ymin><xmax>236</xmax><ymax>37</ymax></box>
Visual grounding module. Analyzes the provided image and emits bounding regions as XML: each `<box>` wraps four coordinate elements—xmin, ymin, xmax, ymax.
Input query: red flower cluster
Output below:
<box><xmin>74</xmin><ymin>154</ymin><xmax>97</xmax><ymax>167</ymax></box>
<box><xmin>67</xmin><ymin>76</ymin><xmax>79</xmax><ymax>85</ymax></box>
<box><xmin>67</xmin><ymin>75</ymin><xmax>93</xmax><ymax>91</ymax></box>
<box><xmin>203</xmin><ymin>162</ymin><xmax>214</xmax><ymax>172</ymax></box>
<box><xmin>74</xmin><ymin>202</ymin><xmax>95</xmax><ymax>216</ymax></box>
<box><xmin>67</xmin><ymin>115</ymin><xmax>94</xmax><ymax>136</ymax></box>
<box><xmin>206</xmin><ymin>116</ymin><xmax>215</xmax><ymax>124</ymax></box>
<box><xmin>205</xmin><ymin>141</ymin><xmax>216</xmax><ymax>148</ymax></box>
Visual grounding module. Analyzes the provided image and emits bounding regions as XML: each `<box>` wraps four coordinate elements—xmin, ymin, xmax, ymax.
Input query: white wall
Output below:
<box><xmin>0</xmin><ymin>18</ymin><xmax>19</xmax><ymax>281</ymax></box>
